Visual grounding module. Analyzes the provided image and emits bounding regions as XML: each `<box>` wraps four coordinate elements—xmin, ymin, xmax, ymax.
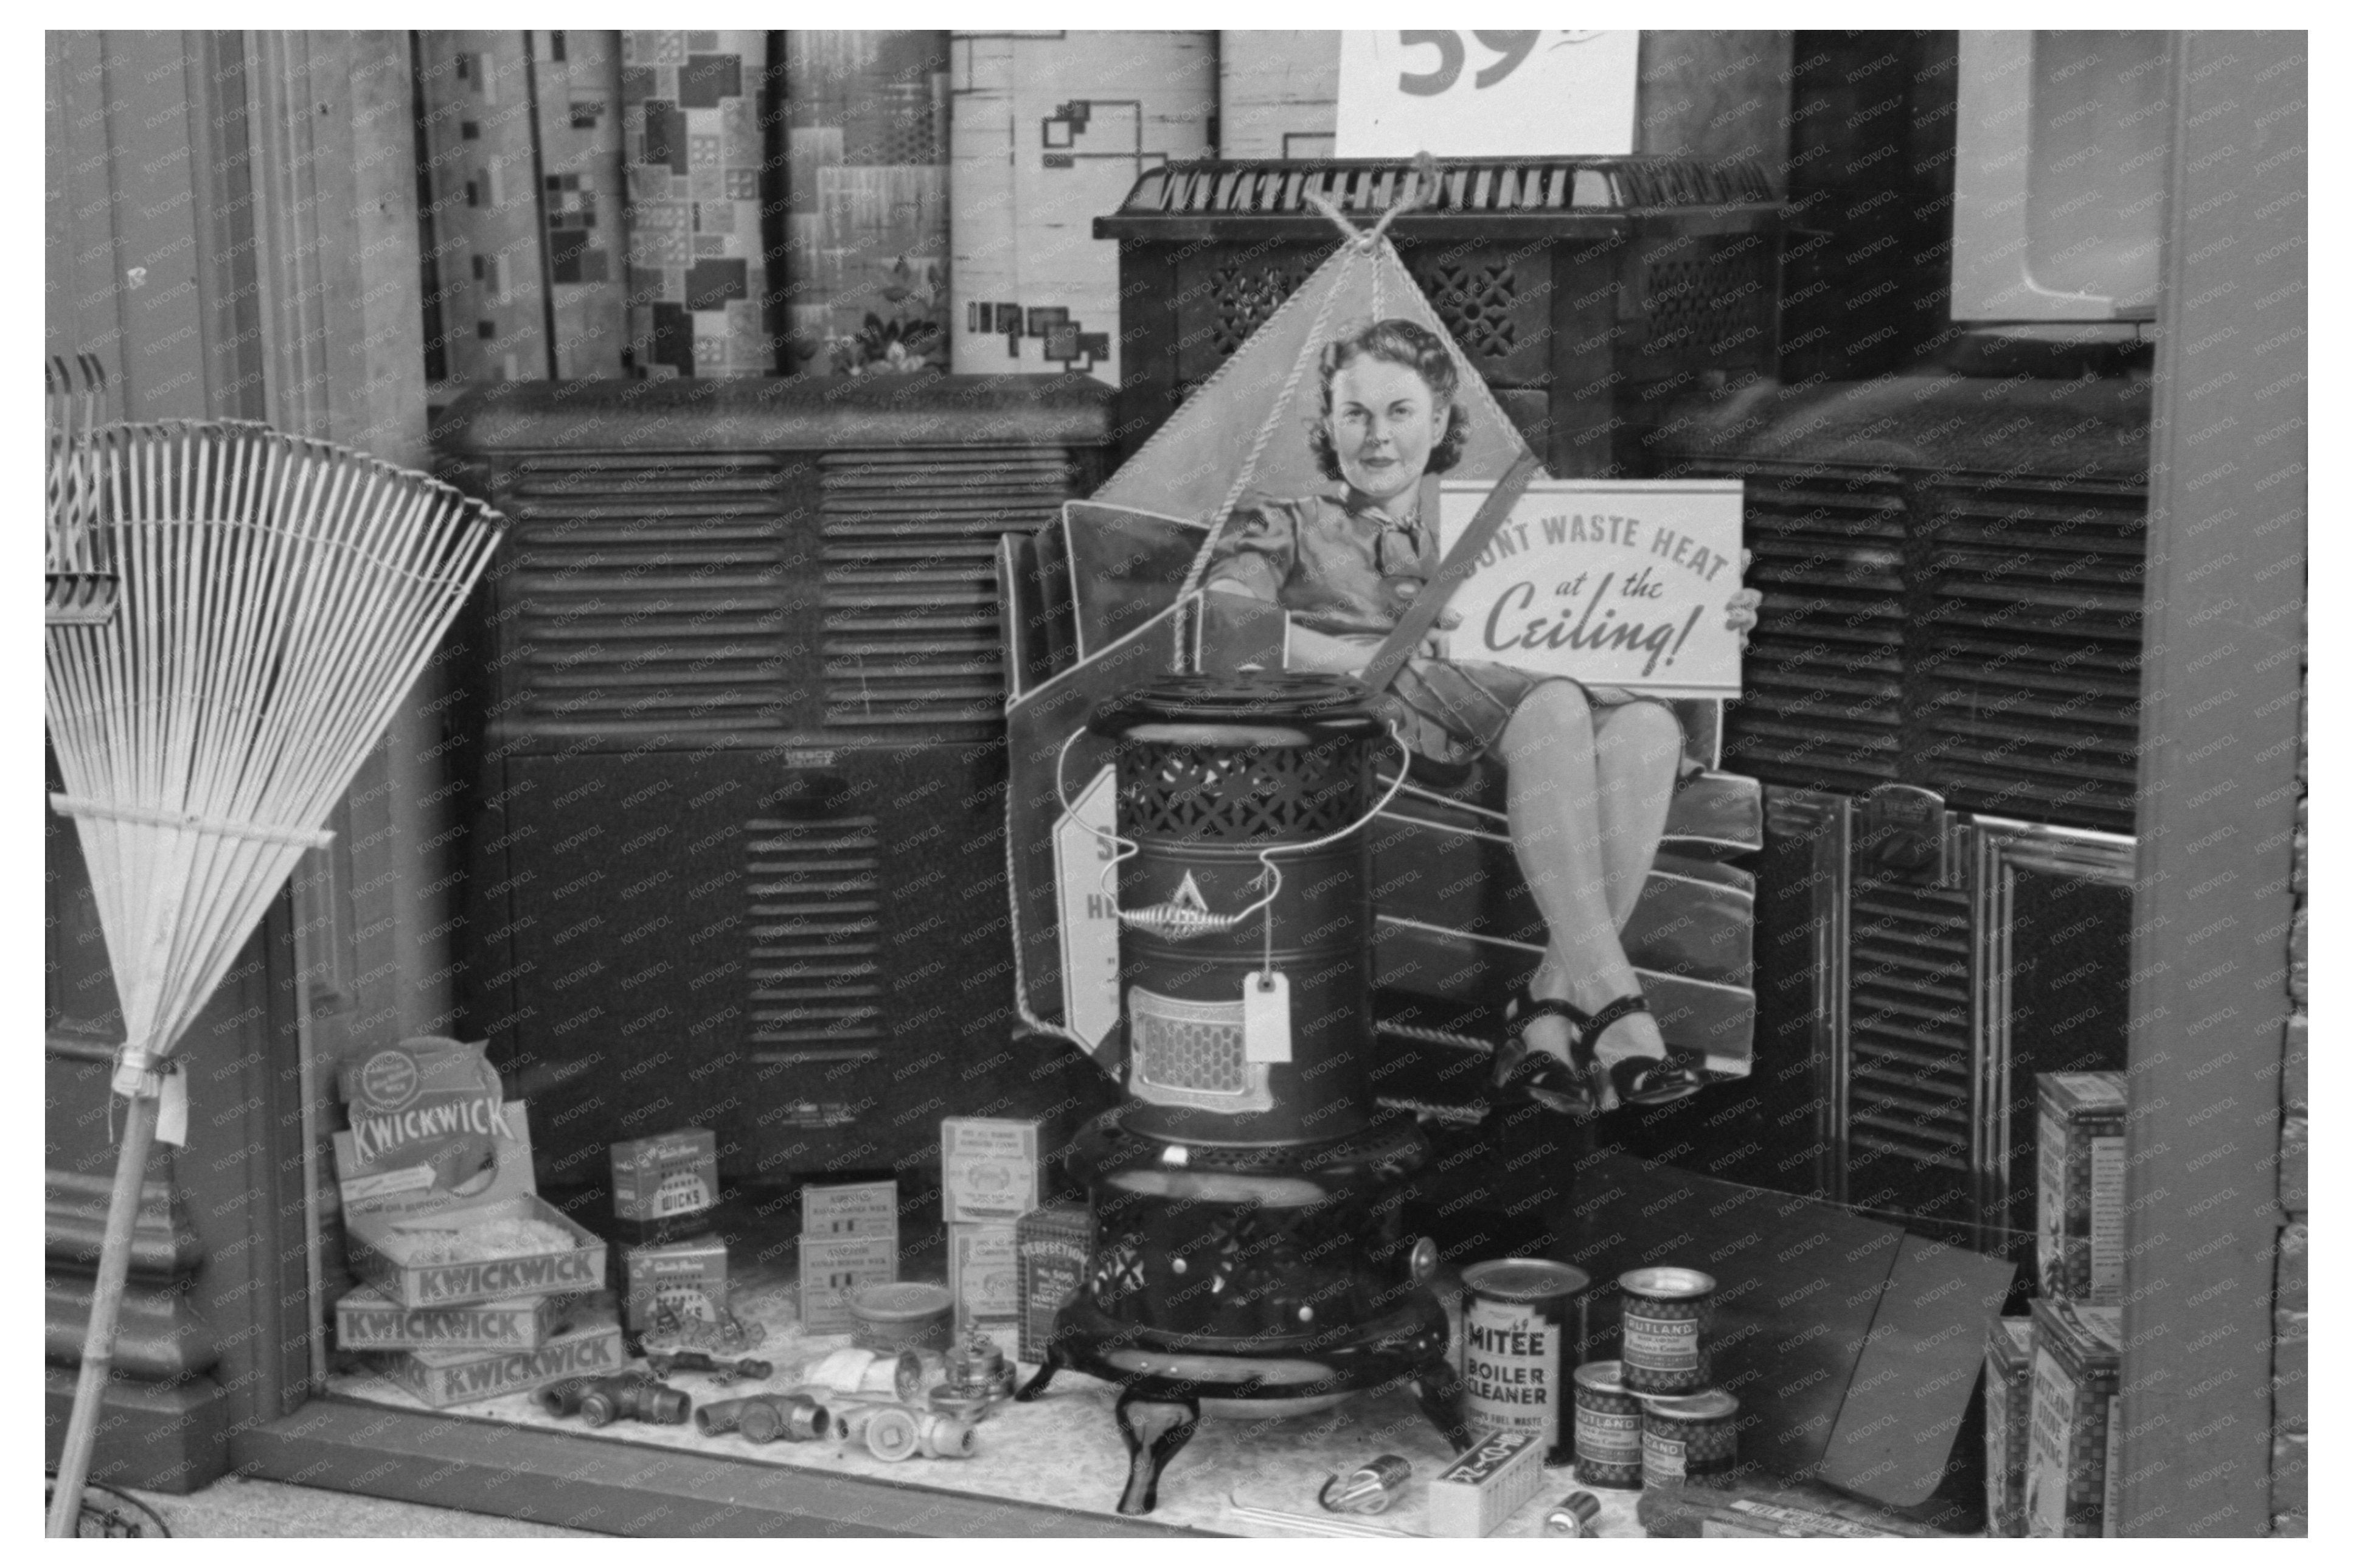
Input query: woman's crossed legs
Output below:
<box><xmin>1494</xmin><ymin>682</ymin><xmax>1684</xmax><ymax>1111</ymax></box>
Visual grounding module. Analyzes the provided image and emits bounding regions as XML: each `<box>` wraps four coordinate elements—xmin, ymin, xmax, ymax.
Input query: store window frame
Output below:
<box><xmin>44</xmin><ymin>27</ymin><xmax>2303</xmax><ymax>1538</ymax></box>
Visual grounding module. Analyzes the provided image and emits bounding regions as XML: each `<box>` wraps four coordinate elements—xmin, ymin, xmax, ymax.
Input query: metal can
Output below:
<box><xmin>1459</xmin><ymin>1258</ymin><xmax>1589</xmax><ymax>1465</ymax></box>
<box><xmin>1318</xmin><ymin>1454</ymin><xmax>1412</xmax><ymax>1514</ymax></box>
<box><xmin>1616</xmin><ymin>1267</ymin><xmax>1714</xmax><ymax>1393</ymax></box>
<box><xmin>1572</xmin><ymin>1359</ymin><xmax>1646</xmax><ymax>1488</ymax></box>
<box><xmin>1544</xmin><ymin>1490</ymin><xmax>1602</xmax><ymax>1536</ymax></box>
<box><xmin>1640</xmin><ymin>1390</ymin><xmax>1740</xmax><ymax>1488</ymax></box>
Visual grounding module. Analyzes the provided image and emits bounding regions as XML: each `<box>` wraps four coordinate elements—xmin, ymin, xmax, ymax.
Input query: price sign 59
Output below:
<box><xmin>1336</xmin><ymin>29</ymin><xmax>1639</xmax><ymax>158</ymax></box>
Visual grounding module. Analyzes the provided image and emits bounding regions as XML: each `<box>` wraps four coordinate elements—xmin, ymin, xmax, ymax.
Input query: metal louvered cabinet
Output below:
<box><xmin>1657</xmin><ymin>369</ymin><xmax>2152</xmax><ymax>835</ymax></box>
<box><xmin>1767</xmin><ymin>790</ymin><xmax>2134</xmax><ymax>1258</ymax></box>
<box><xmin>438</xmin><ymin>375</ymin><xmax>1116</xmax><ymax>1176</ymax></box>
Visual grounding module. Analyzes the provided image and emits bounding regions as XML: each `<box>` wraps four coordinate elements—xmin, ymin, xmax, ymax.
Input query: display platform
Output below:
<box><xmin>327</xmin><ymin>1235</ymin><xmax>1642</xmax><ymax>1539</ymax></box>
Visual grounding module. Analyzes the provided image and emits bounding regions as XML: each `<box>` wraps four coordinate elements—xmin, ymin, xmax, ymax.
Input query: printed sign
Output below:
<box><xmin>1336</xmin><ymin>30</ymin><xmax>1639</xmax><ymax>158</ymax></box>
<box><xmin>1436</xmin><ymin>479</ymin><xmax>1747</xmax><ymax>699</ymax></box>
<box><xmin>1054</xmin><ymin>765</ymin><xmax>1121</xmax><ymax>1053</ymax></box>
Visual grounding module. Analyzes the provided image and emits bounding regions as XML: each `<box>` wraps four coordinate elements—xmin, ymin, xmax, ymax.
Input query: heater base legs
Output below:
<box><xmin>1013</xmin><ymin>1347</ymin><xmax>1062</xmax><ymax>1403</ymax></box>
<box><xmin>1411</xmin><ymin>1357</ymin><xmax>1473</xmax><ymax>1452</ymax></box>
<box><xmin>1113</xmin><ymin>1390</ymin><xmax>1200</xmax><ymax>1516</ymax></box>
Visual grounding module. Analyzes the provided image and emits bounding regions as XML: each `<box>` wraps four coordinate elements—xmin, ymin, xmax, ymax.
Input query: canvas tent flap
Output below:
<box><xmin>1091</xmin><ymin>234</ymin><xmax>1546</xmax><ymax>531</ymax></box>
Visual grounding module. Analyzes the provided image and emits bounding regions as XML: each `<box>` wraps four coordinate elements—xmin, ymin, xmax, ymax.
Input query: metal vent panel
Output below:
<box><xmin>1114</xmin><ymin>158</ymin><xmax>1774</xmax><ymax>218</ymax></box>
<box><xmin>499</xmin><ymin>454</ymin><xmax>791</xmax><ymax>735</ymax></box>
<box><xmin>1845</xmin><ymin>880</ymin><xmax>1973</xmax><ymax>1174</ymax></box>
<box><xmin>743</xmin><ymin>816</ymin><xmax>884</xmax><ymax>1052</ymax></box>
<box><xmin>1707</xmin><ymin>468</ymin><xmax>1909</xmax><ymax>796</ymax></box>
<box><xmin>1919</xmin><ymin>484</ymin><xmax>2147</xmax><ymax>833</ymax></box>
<box><xmin>818</xmin><ymin>449</ymin><xmax>1069</xmax><ymax>734</ymax></box>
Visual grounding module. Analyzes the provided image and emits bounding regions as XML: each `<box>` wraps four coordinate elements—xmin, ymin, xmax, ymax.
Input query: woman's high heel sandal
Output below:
<box><xmin>1567</xmin><ymin>994</ymin><xmax>1705</xmax><ymax>1109</ymax></box>
<box><xmin>1493</xmin><ymin>993</ymin><xmax>1704</xmax><ymax>1115</ymax></box>
<box><xmin>1492</xmin><ymin>996</ymin><xmax>1604</xmax><ymax>1118</ymax></box>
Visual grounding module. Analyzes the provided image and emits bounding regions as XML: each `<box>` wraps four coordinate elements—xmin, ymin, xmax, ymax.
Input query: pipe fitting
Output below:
<box><xmin>577</xmin><ymin>1378</ymin><xmax>692</xmax><ymax>1428</ymax></box>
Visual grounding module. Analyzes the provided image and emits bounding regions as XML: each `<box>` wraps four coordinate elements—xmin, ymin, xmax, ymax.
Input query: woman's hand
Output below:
<box><xmin>1723</xmin><ymin>587</ymin><xmax>1763</xmax><ymax>648</ymax></box>
<box><xmin>1420</xmin><ymin>608</ymin><xmax>1461</xmax><ymax>662</ymax></box>
<box><xmin>1724</xmin><ymin>553</ymin><xmax>1761</xmax><ymax>650</ymax></box>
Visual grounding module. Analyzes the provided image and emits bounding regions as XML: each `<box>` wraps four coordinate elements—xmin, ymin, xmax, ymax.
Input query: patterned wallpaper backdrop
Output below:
<box><xmin>948</xmin><ymin>31</ymin><xmax>1215</xmax><ymax>384</ymax></box>
<box><xmin>782</xmin><ymin>32</ymin><xmax>953</xmax><ymax>378</ymax></box>
<box><xmin>620</xmin><ymin>30</ymin><xmax>780</xmax><ymax>378</ymax></box>
<box><xmin>413</xmin><ymin>30</ymin><xmax>629</xmax><ymax>391</ymax></box>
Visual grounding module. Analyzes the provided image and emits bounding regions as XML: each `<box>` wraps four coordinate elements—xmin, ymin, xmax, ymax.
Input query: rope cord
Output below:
<box><xmin>1169</xmin><ymin>153</ymin><xmax>1447</xmax><ymax>618</ymax></box>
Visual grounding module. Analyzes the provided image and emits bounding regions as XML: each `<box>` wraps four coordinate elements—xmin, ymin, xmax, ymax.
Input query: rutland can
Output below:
<box><xmin>1459</xmin><ymin>1258</ymin><xmax>1588</xmax><ymax>1463</ymax></box>
<box><xmin>1573</xmin><ymin>1359</ymin><xmax>1646</xmax><ymax>1488</ymax></box>
<box><xmin>1616</xmin><ymin>1267</ymin><xmax>1714</xmax><ymax>1393</ymax></box>
<box><xmin>1639</xmin><ymin>1389</ymin><xmax>1740</xmax><ymax>1488</ymax></box>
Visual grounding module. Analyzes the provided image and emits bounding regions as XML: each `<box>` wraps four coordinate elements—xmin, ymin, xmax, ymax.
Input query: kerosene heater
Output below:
<box><xmin>1014</xmin><ymin>672</ymin><xmax>1467</xmax><ymax>1514</ymax></box>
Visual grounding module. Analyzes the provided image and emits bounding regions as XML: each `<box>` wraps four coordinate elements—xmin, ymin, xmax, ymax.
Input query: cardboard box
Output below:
<box><xmin>378</xmin><ymin>1316</ymin><xmax>627</xmax><ymax>1409</ymax></box>
<box><xmin>941</xmin><ymin>1117</ymin><xmax>1043</xmax><ymax>1223</ymax></box>
<box><xmin>622</xmin><ymin>1235</ymin><xmax>729</xmax><ymax>1331</ymax></box>
<box><xmin>337</xmin><ymin>1038</ymin><xmax>501</xmax><ymax>1118</ymax></box>
<box><xmin>1428</xmin><ymin>1428</ymin><xmax>1546</xmax><ymax>1537</ymax></box>
<box><xmin>799</xmin><ymin>1233</ymin><xmax>898</xmax><ymax>1335</ymax></box>
<box><xmin>2036</xmin><ymin>1072</ymin><xmax>2127</xmax><ymax>1305</ymax></box>
<box><xmin>609</xmin><ymin>1128</ymin><xmax>718</xmax><ymax>1240</ymax></box>
<box><xmin>1015</xmin><ymin>1202</ymin><xmax>1095</xmax><ymax>1365</ymax></box>
<box><xmin>334</xmin><ymin>1286</ymin><xmax>575</xmax><ymax>1354</ymax></box>
<box><xmin>344</xmin><ymin>1192</ymin><xmax>608</xmax><ymax>1311</ymax></box>
<box><xmin>948</xmin><ymin>1221</ymin><xmax>1020</xmax><ymax>1334</ymax></box>
<box><xmin>2026</xmin><ymin>1299</ymin><xmax>2122</xmax><ymax>1538</ymax></box>
<box><xmin>1984</xmin><ymin>1317</ymin><xmax>2035</xmax><ymax>1538</ymax></box>
<box><xmin>801</xmin><ymin>1179</ymin><xmax>899</xmax><ymax>1240</ymax></box>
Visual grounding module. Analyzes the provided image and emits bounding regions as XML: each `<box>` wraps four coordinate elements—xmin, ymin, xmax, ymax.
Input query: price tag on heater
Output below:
<box><xmin>1243</xmin><ymin>971</ymin><xmax>1292</xmax><ymax>1063</ymax></box>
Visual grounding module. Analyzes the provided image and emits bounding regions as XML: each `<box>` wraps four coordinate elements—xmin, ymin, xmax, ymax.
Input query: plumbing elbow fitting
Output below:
<box><xmin>695</xmin><ymin>1394</ymin><xmax>829</xmax><ymax>1443</ymax></box>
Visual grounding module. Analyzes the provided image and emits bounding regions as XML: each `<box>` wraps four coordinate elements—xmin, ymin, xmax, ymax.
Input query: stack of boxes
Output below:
<box><xmin>330</xmin><ymin>1041</ymin><xmax>617</xmax><ymax>1407</ymax></box>
<box><xmin>611</xmin><ymin>1129</ymin><xmax>728</xmax><ymax>1335</ymax></box>
<box><xmin>940</xmin><ymin>1116</ymin><xmax>1104</xmax><ymax>1364</ymax></box>
<box><xmin>1984</xmin><ymin>1069</ymin><xmax>2128</xmax><ymax>1538</ymax></box>
<box><xmin>942</xmin><ymin>1118</ymin><xmax>1046</xmax><ymax>1345</ymax></box>
<box><xmin>799</xmin><ymin>1180</ymin><xmax>899</xmax><ymax>1334</ymax></box>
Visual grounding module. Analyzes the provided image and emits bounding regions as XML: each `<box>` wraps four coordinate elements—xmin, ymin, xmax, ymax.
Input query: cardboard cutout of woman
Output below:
<box><xmin>1202</xmin><ymin>319</ymin><xmax>1760</xmax><ymax>1114</ymax></box>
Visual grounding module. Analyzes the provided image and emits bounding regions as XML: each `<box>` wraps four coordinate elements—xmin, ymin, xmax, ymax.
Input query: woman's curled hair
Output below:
<box><xmin>1308</xmin><ymin>317</ymin><xmax>1472</xmax><ymax>480</ymax></box>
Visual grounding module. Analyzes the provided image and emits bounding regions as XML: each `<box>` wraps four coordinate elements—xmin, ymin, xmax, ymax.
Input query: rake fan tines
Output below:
<box><xmin>43</xmin><ymin>417</ymin><xmax>504</xmax><ymax>1536</ymax></box>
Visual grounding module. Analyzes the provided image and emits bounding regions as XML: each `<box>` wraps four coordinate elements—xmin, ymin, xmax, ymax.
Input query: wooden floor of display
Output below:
<box><xmin>327</xmin><ymin>1245</ymin><xmax>1644</xmax><ymax>1539</ymax></box>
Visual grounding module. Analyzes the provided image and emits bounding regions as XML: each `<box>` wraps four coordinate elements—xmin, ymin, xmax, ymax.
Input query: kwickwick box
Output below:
<box><xmin>334</xmin><ymin>1286</ymin><xmax>578</xmax><ymax>1354</ymax></box>
<box><xmin>333</xmin><ymin>1101</ymin><xmax>606</xmax><ymax>1310</ymax></box>
<box><xmin>377</xmin><ymin>1317</ymin><xmax>627</xmax><ymax>1410</ymax></box>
